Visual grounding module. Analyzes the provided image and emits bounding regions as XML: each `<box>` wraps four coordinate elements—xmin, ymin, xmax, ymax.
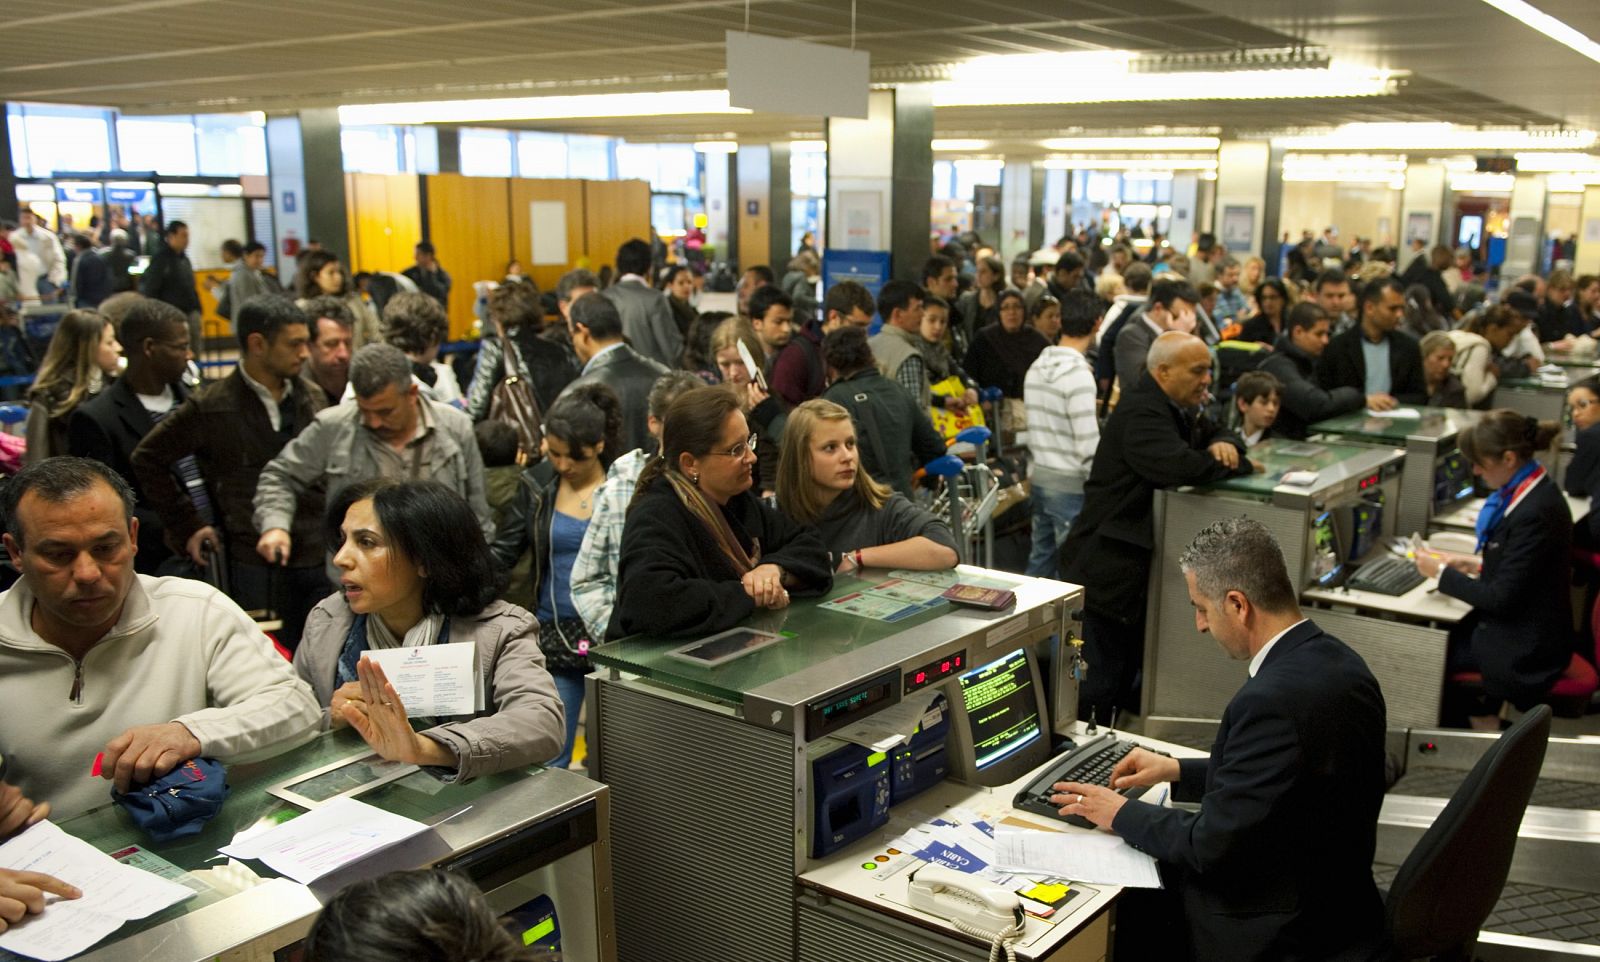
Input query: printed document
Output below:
<box><xmin>363</xmin><ymin>643</ymin><xmax>479</xmax><ymax>717</ymax></box>
<box><xmin>219</xmin><ymin>797</ymin><xmax>429</xmax><ymax>884</ymax></box>
<box><xmin>993</xmin><ymin>825</ymin><xmax>1163</xmax><ymax>888</ymax></box>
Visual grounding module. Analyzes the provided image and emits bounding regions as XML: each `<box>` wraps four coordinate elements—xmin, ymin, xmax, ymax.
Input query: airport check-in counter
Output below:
<box><xmin>586</xmin><ymin>566</ymin><xmax>1118</xmax><ymax>962</ymax></box>
<box><xmin>1498</xmin><ymin>371</ymin><xmax>1584</xmax><ymax>423</ymax></box>
<box><xmin>1141</xmin><ymin>438</ymin><xmax>1459</xmax><ymax>738</ymax></box>
<box><xmin>1309</xmin><ymin>408</ymin><xmax>1486</xmax><ymax>536</ymax></box>
<box><xmin>50</xmin><ymin>730</ymin><xmax>613</xmax><ymax>962</ymax></box>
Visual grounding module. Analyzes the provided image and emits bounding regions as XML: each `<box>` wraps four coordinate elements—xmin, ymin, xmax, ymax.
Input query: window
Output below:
<box><xmin>15</xmin><ymin>107</ymin><xmax>114</xmax><ymax>177</ymax></box>
<box><xmin>341</xmin><ymin>125</ymin><xmax>404</xmax><ymax>174</ymax></box>
<box><xmin>792</xmin><ymin>151</ymin><xmax>827</xmax><ymax>198</ymax></box>
<box><xmin>117</xmin><ymin>116</ymin><xmax>199</xmax><ymax>175</ymax></box>
<box><xmin>567</xmin><ymin>135</ymin><xmax>614</xmax><ymax>180</ymax></box>
<box><xmin>517</xmin><ymin>132</ymin><xmax>568</xmax><ymax>178</ymax></box>
<box><xmin>195</xmin><ymin>114</ymin><xmax>267</xmax><ymax>176</ymax></box>
<box><xmin>459</xmin><ymin>128</ymin><xmax>514</xmax><ymax>177</ymax></box>
<box><xmin>953</xmin><ymin>159</ymin><xmax>1003</xmax><ymax>201</ymax></box>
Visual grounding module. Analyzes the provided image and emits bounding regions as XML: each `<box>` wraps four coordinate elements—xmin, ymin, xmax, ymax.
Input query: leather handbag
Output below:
<box><xmin>487</xmin><ymin>334</ymin><xmax>544</xmax><ymax>461</ymax></box>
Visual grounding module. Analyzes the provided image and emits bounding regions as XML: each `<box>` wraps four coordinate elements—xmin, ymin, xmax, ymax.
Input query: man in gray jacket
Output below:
<box><xmin>1113</xmin><ymin>279</ymin><xmax>1200</xmax><ymax>397</ymax></box>
<box><xmin>602</xmin><ymin>238</ymin><xmax>681</xmax><ymax>368</ymax></box>
<box><xmin>255</xmin><ymin>344</ymin><xmax>493</xmax><ymax>565</ymax></box>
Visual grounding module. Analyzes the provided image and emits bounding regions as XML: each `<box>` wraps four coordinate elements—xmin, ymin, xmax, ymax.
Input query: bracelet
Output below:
<box><xmin>853</xmin><ymin>549</ymin><xmax>865</xmax><ymax>571</ymax></box>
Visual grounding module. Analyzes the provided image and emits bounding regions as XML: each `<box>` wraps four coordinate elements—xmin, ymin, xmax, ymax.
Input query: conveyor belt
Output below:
<box><xmin>1374</xmin><ymin>864</ymin><xmax>1600</xmax><ymax>946</ymax></box>
<box><xmin>1389</xmin><ymin>766</ymin><xmax>1600</xmax><ymax>811</ymax></box>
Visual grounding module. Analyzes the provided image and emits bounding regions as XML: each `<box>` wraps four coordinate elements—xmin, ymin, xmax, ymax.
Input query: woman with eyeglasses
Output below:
<box><xmin>610</xmin><ymin>386</ymin><xmax>832</xmax><ymax>639</ymax></box>
<box><xmin>490</xmin><ymin>383</ymin><xmax>621</xmax><ymax>768</ymax></box>
<box><xmin>709</xmin><ymin>316</ymin><xmax>783</xmax><ymax>494</ymax></box>
<box><xmin>1237</xmin><ymin>278</ymin><xmax>1289</xmax><ymax>345</ymax></box>
<box><xmin>1564</xmin><ymin>377</ymin><xmax>1600</xmax><ymax>545</ymax></box>
<box><xmin>776</xmin><ymin>399</ymin><xmax>958</xmax><ymax>574</ymax></box>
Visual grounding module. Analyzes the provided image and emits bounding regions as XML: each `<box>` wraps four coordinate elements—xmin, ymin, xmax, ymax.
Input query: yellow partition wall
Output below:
<box><xmin>423</xmin><ymin>174</ymin><xmax>513</xmax><ymax>340</ymax></box>
<box><xmin>583</xmin><ymin>180</ymin><xmax>651</xmax><ymax>276</ymax></box>
<box><xmin>509</xmin><ymin>178</ymin><xmax>586</xmax><ymax>294</ymax></box>
<box><xmin>344</xmin><ymin>173</ymin><xmax>423</xmax><ymax>274</ymax></box>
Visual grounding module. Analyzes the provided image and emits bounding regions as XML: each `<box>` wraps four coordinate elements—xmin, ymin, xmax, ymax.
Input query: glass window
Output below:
<box><xmin>568</xmin><ymin>136</ymin><xmax>614</xmax><ymax>180</ymax></box>
<box><xmin>933</xmin><ymin>160</ymin><xmax>957</xmax><ymax>200</ymax></box>
<box><xmin>24</xmin><ymin>111</ymin><xmax>114</xmax><ymax>176</ymax></box>
<box><xmin>655</xmin><ymin>144</ymin><xmax>697</xmax><ymax>192</ymax></box>
<box><xmin>410</xmin><ymin>126</ymin><xmax>437</xmax><ymax>174</ymax></box>
<box><xmin>615</xmin><ymin>143</ymin><xmax>657</xmax><ymax>184</ymax></box>
<box><xmin>517</xmin><ymin>132</ymin><xmax>568</xmax><ymax>178</ymax></box>
<box><xmin>195</xmin><ymin>114</ymin><xmax>266</xmax><ymax>176</ymax></box>
<box><xmin>117</xmin><ymin>116</ymin><xmax>198</xmax><ymax>175</ymax></box>
<box><xmin>459</xmin><ymin>128</ymin><xmax>513</xmax><ymax>177</ymax></box>
<box><xmin>792</xmin><ymin>151</ymin><xmax>827</xmax><ymax>198</ymax></box>
<box><xmin>953</xmin><ymin>159</ymin><xmax>1003</xmax><ymax>201</ymax></box>
<box><xmin>342</xmin><ymin>125</ymin><xmax>403</xmax><ymax>174</ymax></box>
<box><xmin>6</xmin><ymin>111</ymin><xmax>27</xmax><ymax>177</ymax></box>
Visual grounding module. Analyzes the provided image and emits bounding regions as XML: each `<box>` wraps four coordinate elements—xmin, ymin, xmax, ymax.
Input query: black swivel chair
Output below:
<box><xmin>1384</xmin><ymin>705</ymin><xmax>1552</xmax><ymax>961</ymax></box>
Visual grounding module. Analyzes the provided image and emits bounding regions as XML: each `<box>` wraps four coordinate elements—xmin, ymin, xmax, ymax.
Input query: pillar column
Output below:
<box><xmin>826</xmin><ymin>86</ymin><xmax>933</xmax><ymax>281</ymax></box>
<box><xmin>1213</xmin><ymin>141</ymin><xmax>1270</xmax><ymax>260</ymax></box>
<box><xmin>1576</xmin><ymin>187</ymin><xmax>1600</xmax><ymax>276</ymax></box>
<box><xmin>1505</xmin><ymin>174</ymin><xmax>1547</xmax><ymax>277</ymax></box>
<box><xmin>0</xmin><ymin>107</ymin><xmax>17</xmax><ymax>224</ymax></box>
<box><xmin>435</xmin><ymin>126</ymin><xmax>462</xmax><ymax>175</ymax></box>
<box><xmin>999</xmin><ymin>159</ymin><xmax>1033</xmax><ymax>261</ymax></box>
<box><xmin>1169</xmin><ymin>174</ymin><xmax>1200</xmax><ymax>252</ymax></box>
<box><xmin>1401</xmin><ymin>161</ymin><xmax>1448</xmax><ymax>250</ymax></box>
<box><xmin>768</xmin><ymin>143</ymin><xmax>792</xmax><ymax>269</ymax></box>
<box><xmin>735</xmin><ymin>145</ymin><xmax>773</xmax><ymax>272</ymax></box>
<box><xmin>266</xmin><ymin>109</ymin><xmax>349</xmax><ymax>263</ymax></box>
<box><xmin>703</xmin><ymin>152</ymin><xmax>732</xmax><ymax>264</ymax></box>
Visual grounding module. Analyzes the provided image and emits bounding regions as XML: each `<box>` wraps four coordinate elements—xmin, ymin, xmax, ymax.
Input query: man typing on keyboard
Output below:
<box><xmin>1051</xmin><ymin>518</ymin><xmax>1390</xmax><ymax>962</ymax></box>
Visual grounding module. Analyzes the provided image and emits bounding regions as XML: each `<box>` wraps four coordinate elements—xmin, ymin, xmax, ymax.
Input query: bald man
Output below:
<box><xmin>1060</xmin><ymin>332</ymin><xmax>1259</xmax><ymax>724</ymax></box>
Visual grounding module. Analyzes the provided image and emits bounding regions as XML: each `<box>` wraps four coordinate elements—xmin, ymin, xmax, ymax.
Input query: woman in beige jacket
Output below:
<box><xmin>294</xmin><ymin>478</ymin><xmax>564</xmax><ymax>781</ymax></box>
<box><xmin>1446</xmin><ymin>304</ymin><xmax>1523</xmax><ymax>409</ymax></box>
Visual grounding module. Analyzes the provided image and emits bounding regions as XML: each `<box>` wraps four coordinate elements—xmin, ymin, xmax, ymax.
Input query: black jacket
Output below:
<box><xmin>464</xmin><ymin>329</ymin><xmax>580</xmax><ymax>422</ymax></box>
<box><xmin>1317</xmin><ymin>326</ymin><xmax>1428</xmax><ymax>405</ymax></box>
<box><xmin>1439</xmin><ymin>476</ymin><xmax>1573</xmax><ymax>708</ymax></box>
<box><xmin>130</xmin><ymin>369</ymin><xmax>327</xmax><ymax>568</ymax></box>
<box><xmin>138</xmin><ymin>243</ymin><xmax>200</xmax><ymax>314</ymax></box>
<box><xmin>1400</xmin><ymin>259</ymin><xmax>1454</xmax><ymax>323</ymax></box>
<box><xmin>1059</xmin><ymin>372</ymin><xmax>1247</xmax><ymax>619</ymax></box>
<box><xmin>67</xmin><ymin>376</ymin><xmax>193</xmax><ymax>573</ymax></box>
<box><xmin>1258</xmin><ymin>336</ymin><xmax>1364</xmax><ymax>440</ymax></box>
<box><xmin>1234</xmin><ymin>313</ymin><xmax>1282</xmax><ymax>345</ymax></box>
<box><xmin>821</xmin><ymin>368</ymin><xmax>947</xmax><ymax>497</ymax></box>
<box><xmin>71</xmin><ymin>249</ymin><xmax>113</xmax><ymax>308</ymax></box>
<box><xmin>561</xmin><ymin>344</ymin><xmax>669</xmax><ymax>455</ymax></box>
<box><xmin>1114</xmin><ymin>621</ymin><xmax>1389</xmax><ymax>962</ymax></box>
<box><xmin>1565</xmin><ymin>422</ymin><xmax>1600</xmax><ymax>542</ymax></box>
<box><xmin>609</xmin><ymin>480</ymin><xmax>831</xmax><ymax>639</ymax></box>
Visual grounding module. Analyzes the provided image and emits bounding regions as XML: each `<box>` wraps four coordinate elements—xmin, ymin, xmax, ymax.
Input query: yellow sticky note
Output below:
<box><xmin>1022</xmin><ymin>882</ymin><xmax>1071</xmax><ymax>902</ymax></box>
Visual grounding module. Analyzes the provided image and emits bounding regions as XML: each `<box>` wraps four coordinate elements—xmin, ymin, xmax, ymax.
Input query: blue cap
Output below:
<box><xmin>113</xmin><ymin>757</ymin><xmax>229</xmax><ymax>843</ymax></box>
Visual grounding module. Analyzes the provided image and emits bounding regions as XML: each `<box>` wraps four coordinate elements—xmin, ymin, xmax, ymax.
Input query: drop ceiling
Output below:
<box><xmin>3</xmin><ymin>0</ymin><xmax>1597</xmax><ymax>144</ymax></box>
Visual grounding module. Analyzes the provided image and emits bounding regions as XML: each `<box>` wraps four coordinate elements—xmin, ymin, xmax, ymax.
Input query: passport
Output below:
<box><xmin>940</xmin><ymin>584</ymin><xmax>1017</xmax><ymax>610</ymax></box>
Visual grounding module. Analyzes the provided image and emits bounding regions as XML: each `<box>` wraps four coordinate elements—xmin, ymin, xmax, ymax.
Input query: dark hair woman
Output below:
<box><xmin>609</xmin><ymin>385</ymin><xmax>831</xmax><ymax>639</ymax></box>
<box><xmin>659</xmin><ymin>264</ymin><xmax>699</xmax><ymax>358</ymax></box>
<box><xmin>24</xmin><ymin>309</ymin><xmax>120</xmax><ymax>463</ymax></box>
<box><xmin>306</xmin><ymin>869</ymin><xmax>556</xmax><ymax>962</ymax></box>
<box><xmin>489</xmin><ymin>383</ymin><xmax>621</xmax><ymax>768</ymax></box>
<box><xmin>1564</xmin><ymin>377</ymin><xmax>1600</xmax><ymax>547</ymax></box>
<box><xmin>295</xmin><ymin>479</ymin><xmax>564</xmax><ymax>777</ymax></box>
<box><xmin>964</xmin><ymin>288</ymin><xmax>1049</xmax><ymax>398</ymax></box>
<box><xmin>1413</xmin><ymin>411</ymin><xmax>1571</xmax><ymax>729</ymax></box>
<box><xmin>1237</xmin><ymin>278</ymin><xmax>1290</xmax><ymax>344</ymax></box>
<box><xmin>294</xmin><ymin>249</ymin><xmax>381</xmax><ymax>349</ymax></box>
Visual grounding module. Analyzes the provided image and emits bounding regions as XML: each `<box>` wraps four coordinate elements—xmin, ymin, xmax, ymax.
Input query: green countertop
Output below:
<box><xmin>1201</xmin><ymin>437</ymin><xmax>1396</xmax><ymax>497</ymax></box>
<box><xmin>1311</xmin><ymin>407</ymin><xmax>1486</xmax><ymax>443</ymax></box>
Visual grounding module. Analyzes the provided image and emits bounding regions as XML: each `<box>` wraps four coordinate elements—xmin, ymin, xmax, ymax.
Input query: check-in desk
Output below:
<box><xmin>1430</xmin><ymin>489</ymin><xmax>1591</xmax><ymax>536</ymax></box>
<box><xmin>1309</xmin><ymin>408</ymin><xmax>1486</xmax><ymax>536</ymax></box>
<box><xmin>1498</xmin><ymin>372</ymin><xmax>1577</xmax><ymax>423</ymax></box>
<box><xmin>1142</xmin><ymin>438</ymin><xmax>1451</xmax><ymax>735</ymax></box>
<box><xmin>586</xmin><ymin>566</ymin><xmax>1098</xmax><ymax>962</ymax></box>
<box><xmin>53</xmin><ymin>730</ymin><xmax>613</xmax><ymax>961</ymax></box>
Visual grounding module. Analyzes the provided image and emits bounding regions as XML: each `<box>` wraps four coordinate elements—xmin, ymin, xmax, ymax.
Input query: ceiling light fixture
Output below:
<box><xmin>1512</xmin><ymin>152</ymin><xmax>1600</xmax><ymax>171</ymax></box>
<box><xmin>693</xmin><ymin>140</ymin><xmax>739</xmax><ymax>154</ymax></box>
<box><xmin>932</xmin><ymin>139</ymin><xmax>991</xmax><ymax>151</ymax></box>
<box><xmin>339</xmin><ymin>90</ymin><xmax>749</xmax><ymax>126</ymax></box>
<box><xmin>1449</xmin><ymin>172</ymin><xmax>1516</xmax><ymax>193</ymax></box>
<box><xmin>1478</xmin><ymin>0</ymin><xmax>1600</xmax><ymax>64</ymax></box>
<box><xmin>1039</xmin><ymin>136</ymin><xmax>1221</xmax><ymax>151</ymax></box>
<box><xmin>789</xmin><ymin>140</ymin><xmax>827</xmax><ymax>153</ymax></box>
<box><xmin>1276</xmin><ymin>123</ymin><xmax>1597</xmax><ymax>151</ymax></box>
<box><xmin>1041</xmin><ymin>157</ymin><xmax>1218</xmax><ymax>171</ymax></box>
<box><xmin>932</xmin><ymin>52</ymin><xmax>1394</xmax><ymax>107</ymax></box>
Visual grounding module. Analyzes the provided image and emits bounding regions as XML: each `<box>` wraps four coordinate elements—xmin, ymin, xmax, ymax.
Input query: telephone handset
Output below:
<box><xmin>907</xmin><ymin>864</ymin><xmax>1026</xmax><ymax>962</ymax></box>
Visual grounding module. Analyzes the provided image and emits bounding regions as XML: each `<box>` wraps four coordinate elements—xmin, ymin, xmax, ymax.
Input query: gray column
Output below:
<box><xmin>436</xmin><ymin>126</ymin><xmax>462</xmax><ymax>175</ymax></box>
<box><xmin>0</xmin><ymin>107</ymin><xmax>16</xmax><ymax>224</ymax></box>
<box><xmin>1260</xmin><ymin>144</ymin><xmax>1286</xmax><ymax>263</ymax></box>
<box><xmin>299</xmin><ymin>109</ymin><xmax>349</xmax><ymax>258</ymax></box>
<box><xmin>1028</xmin><ymin>165</ymin><xmax>1047</xmax><ymax>253</ymax></box>
<box><xmin>890</xmin><ymin>84</ymin><xmax>934</xmax><ymax>282</ymax></box>
<box><xmin>768</xmin><ymin>142</ymin><xmax>792</xmax><ymax>268</ymax></box>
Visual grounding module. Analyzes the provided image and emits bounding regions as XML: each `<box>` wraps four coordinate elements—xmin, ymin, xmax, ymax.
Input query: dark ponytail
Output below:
<box><xmin>1458</xmin><ymin>408</ymin><xmax>1559</xmax><ymax>465</ymax></box>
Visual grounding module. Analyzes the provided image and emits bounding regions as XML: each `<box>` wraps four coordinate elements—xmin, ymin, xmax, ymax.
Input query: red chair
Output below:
<box><xmin>1448</xmin><ymin>588</ymin><xmax>1600</xmax><ymax>718</ymax></box>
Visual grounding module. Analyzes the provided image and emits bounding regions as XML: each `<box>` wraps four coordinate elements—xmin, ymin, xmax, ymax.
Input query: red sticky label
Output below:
<box><xmin>90</xmin><ymin>753</ymin><xmax>104</xmax><ymax>777</ymax></box>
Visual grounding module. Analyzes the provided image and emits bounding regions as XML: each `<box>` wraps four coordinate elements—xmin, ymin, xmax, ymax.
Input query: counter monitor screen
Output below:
<box><xmin>1435</xmin><ymin>452</ymin><xmax>1474</xmax><ymax>508</ymax></box>
<box><xmin>1310</xmin><ymin>510</ymin><xmax>1344</xmax><ymax>587</ymax></box>
<box><xmin>944</xmin><ymin>647</ymin><xmax>1049</xmax><ymax>788</ymax></box>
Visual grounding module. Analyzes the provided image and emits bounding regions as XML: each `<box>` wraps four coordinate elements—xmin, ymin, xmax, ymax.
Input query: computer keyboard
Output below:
<box><xmin>1345</xmin><ymin>554</ymin><xmax>1426</xmax><ymax>596</ymax></box>
<box><xmin>1013</xmin><ymin>734</ymin><xmax>1150</xmax><ymax>829</ymax></box>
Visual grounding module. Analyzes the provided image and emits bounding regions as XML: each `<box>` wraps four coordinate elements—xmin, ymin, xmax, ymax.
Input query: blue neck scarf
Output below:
<box><xmin>1475</xmin><ymin>460</ymin><xmax>1542</xmax><ymax>552</ymax></box>
<box><xmin>336</xmin><ymin>612</ymin><xmax>452</xmax><ymax>685</ymax></box>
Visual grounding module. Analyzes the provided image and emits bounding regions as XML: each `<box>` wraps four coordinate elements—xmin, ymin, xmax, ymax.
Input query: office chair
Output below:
<box><xmin>1384</xmin><ymin>704</ymin><xmax>1552</xmax><ymax>961</ymax></box>
<box><xmin>1447</xmin><ymin>577</ymin><xmax>1599</xmax><ymax>717</ymax></box>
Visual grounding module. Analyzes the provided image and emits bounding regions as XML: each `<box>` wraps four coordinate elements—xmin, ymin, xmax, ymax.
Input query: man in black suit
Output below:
<box><xmin>1059</xmin><ymin>331</ymin><xmax>1255</xmax><ymax>724</ymax></box>
<box><xmin>562</xmin><ymin>292</ymin><xmax>668</xmax><ymax>454</ymax></box>
<box><xmin>1317</xmin><ymin>276</ymin><xmax>1427</xmax><ymax>408</ymax></box>
<box><xmin>68</xmin><ymin>299</ymin><xmax>196</xmax><ymax>574</ymax></box>
<box><xmin>1056</xmin><ymin>518</ymin><xmax>1389</xmax><ymax>962</ymax></box>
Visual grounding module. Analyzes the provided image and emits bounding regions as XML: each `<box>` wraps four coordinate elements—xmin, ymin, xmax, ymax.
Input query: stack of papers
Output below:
<box><xmin>0</xmin><ymin>821</ymin><xmax>193</xmax><ymax>961</ymax></box>
<box><xmin>993</xmin><ymin>825</ymin><xmax>1162</xmax><ymax>888</ymax></box>
<box><xmin>219</xmin><ymin>797</ymin><xmax>429</xmax><ymax>885</ymax></box>
<box><xmin>830</xmin><ymin>689</ymin><xmax>942</xmax><ymax>752</ymax></box>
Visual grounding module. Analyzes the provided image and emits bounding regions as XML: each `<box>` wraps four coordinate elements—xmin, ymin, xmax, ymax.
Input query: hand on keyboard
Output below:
<box><xmin>1048</xmin><ymin>782</ymin><xmax>1131</xmax><ymax>831</ymax></box>
<box><xmin>1108</xmin><ymin>747</ymin><xmax>1182</xmax><ymax>790</ymax></box>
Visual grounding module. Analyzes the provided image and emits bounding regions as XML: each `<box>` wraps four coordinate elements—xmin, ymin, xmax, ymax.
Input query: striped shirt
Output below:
<box><xmin>1023</xmin><ymin>345</ymin><xmax>1098</xmax><ymax>491</ymax></box>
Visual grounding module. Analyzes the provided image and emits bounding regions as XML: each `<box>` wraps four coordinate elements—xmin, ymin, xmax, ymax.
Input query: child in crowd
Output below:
<box><xmin>1233</xmin><ymin>370</ymin><xmax>1283</xmax><ymax>447</ymax></box>
<box><xmin>917</xmin><ymin>295</ymin><xmax>979</xmax><ymax>418</ymax></box>
<box><xmin>475</xmin><ymin>420</ymin><xmax>531</xmax><ymax>608</ymax></box>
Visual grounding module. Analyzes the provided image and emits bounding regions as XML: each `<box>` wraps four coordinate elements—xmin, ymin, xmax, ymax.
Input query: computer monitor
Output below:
<box><xmin>944</xmin><ymin>647</ymin><xmax>1051</xmax><ymax>788</ymax></box>
<box><xmin>1309</xmin><ymin>509</ymin><xmax>1344</xmax><ymax>587</ymax></box>
<box><xmin>1434</xmin><ymin>451</ymin><xmax>1474</xmax><ymax>508</ymax></box>
<box><xmin>1349</xmin><ymin>501</ymin><xmax>1382</xmax><ymax>562</ymax></box>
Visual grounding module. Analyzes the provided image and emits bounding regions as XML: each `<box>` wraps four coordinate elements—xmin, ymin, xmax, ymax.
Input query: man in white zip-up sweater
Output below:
<box><xmin>0</xmin><ymin>458</ymin><xmax>321</xmax><ymax>820</ymax></box>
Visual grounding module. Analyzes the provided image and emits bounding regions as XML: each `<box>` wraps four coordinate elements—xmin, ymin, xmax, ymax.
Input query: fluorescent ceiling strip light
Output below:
<box><xmin>1040</xmin><ymin>136</ymin><xmax>1220</xmax><ymax>151</ymax></box>
<box><xmin>1450</xmin><ymin>172</ymin><xmax>1516</xmax><ymax>192</ymax></box>
<box><xmin>340</xmin><ymin>90</ymin><xmax>748</xmax><ymax>125</ymax></box>
<box><xmin>934</xmin><ymin>53</ymin><xmax>1392</xmax><ymax>106</ymax></box>
<box><xmin>1276</xmin><ymin>123</ymin><xmax>1597</xmax><ymax>151</ymax></box>
<box><xmin>1042</xmin><ymin>157</ymin><xmax>1217</xmax><ymax>171</ymax></box>
<box><xmin>1512</xmin><ymin>152</ymin><xmax>1600</xmax><ymax>171</ymax></box>
<box><xmin>693</xmin><ymin>140</ymin><xmax>738</xmax><ymax>153</ymax></box>
<box><xmin>789</xmin><ymin>140</ymin><xmax>827</xmax><ymax>153</ymax></box>
<box><xmin>932</xmin><ymin>139</ymin><xmax>991</xmax><ymax>151</ymax></box>
<box><xmin>1479</xmin><ymin>0</ymin><xmax>1600</xmax><ymax>64</ymax></box>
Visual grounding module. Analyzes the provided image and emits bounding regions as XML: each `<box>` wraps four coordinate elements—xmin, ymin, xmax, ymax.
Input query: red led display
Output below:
<box><xmin>904</xmin><ymin>650</ymin><xmax>967</xmax><ymax>693</ymax></box>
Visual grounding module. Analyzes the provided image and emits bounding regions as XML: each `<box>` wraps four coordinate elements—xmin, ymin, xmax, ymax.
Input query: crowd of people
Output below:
<box><xmin>0</xmin><ymin>205</ymin><xmax>1594</xmax><ymax>960</ymax></box>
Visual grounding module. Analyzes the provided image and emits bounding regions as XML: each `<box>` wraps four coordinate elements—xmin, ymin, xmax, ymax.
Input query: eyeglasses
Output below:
<box><xmin>710</xmin><ymin>433</ymin><xmax>758</xmax><ymax>459</ymax></box>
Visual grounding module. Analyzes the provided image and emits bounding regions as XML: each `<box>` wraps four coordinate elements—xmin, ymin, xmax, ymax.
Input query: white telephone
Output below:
<box><xmin>907</xmin><ymin>864</ymin><xmax>1026</xmax><ymax>962</ymax></box>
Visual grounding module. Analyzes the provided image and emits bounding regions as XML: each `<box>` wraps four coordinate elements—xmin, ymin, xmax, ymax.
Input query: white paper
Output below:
<box><xmin>830</xmin><ymin>689</ymin><xmax>941</xmax><ymax>751</ymax></box>
<box><xmin>219</xmin><ymin>797</ymin><xmax>428</xmax><ymax>885</ymax></box>
<box><xmin>993</xmin><ymin>825</ymin><xmax>1163</xmax><ymax>888</ymax></box>
<box><xmin>362</xmin><ymin>643</ymin><xmax>478</xmax><ymax>717</ymax></box>
<box><xmin>529</xmin><ymin>200</ymin><xmax>567</xmax><ymax>266</ymax></box>
<box><xmin>0</xmin><ymin>821</ymin><xmax>193</xmax><ymax>961</ymax></box>
<box><xmin>1367</xmin><ymin>407</ymin><xmax>1421</xmax><ymax>418</ymax></box>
